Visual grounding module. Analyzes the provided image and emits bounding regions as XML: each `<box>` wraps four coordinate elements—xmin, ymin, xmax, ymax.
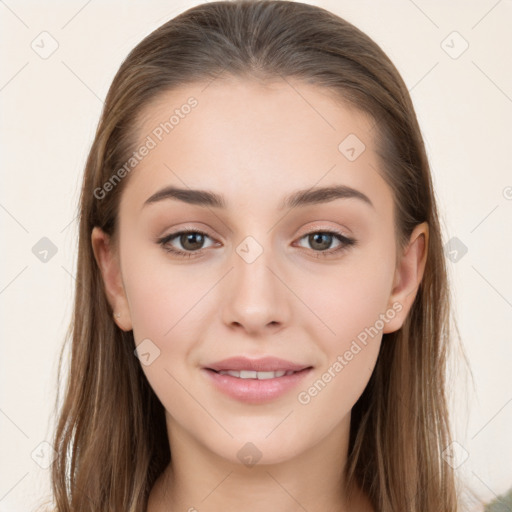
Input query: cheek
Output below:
<box><xmin>121</xmin><ymin>252</ymin><xmax>206</xmax><ymax>407</ymax></box>
<box><xmin>292</xmin><ymin>243</ymin><xmax>394</xmax><ymax>412</ymax></box>
<box><xmin>299</xmin><ymin>245</ymin><xmax>396</xmax><ymax>349</ymax></box>
<box><xmin>121</xmin><ymin>241</ymin><xmax>203</xmax><ymax>340</ymax></box>
<box><xmin>294</xmin><ymin>256</ymin><xmax>394</xmax><ymax>422</ymax></box>
<box><xmin>120</xmin><ymin>241</ymin><xmax>220</xmax><ymax>382</ymax></box>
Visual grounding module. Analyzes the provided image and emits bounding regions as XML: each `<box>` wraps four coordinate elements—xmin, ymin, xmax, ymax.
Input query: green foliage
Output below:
<box><xmin>484</xmin><ymin>487</ymin><xmax>512</xmax><ymax>512</ymax></box>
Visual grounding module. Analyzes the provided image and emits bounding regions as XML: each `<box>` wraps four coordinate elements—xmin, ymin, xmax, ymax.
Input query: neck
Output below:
<box><xmin>147</xmin><ymin>411</ymin><xmax>373</xmax><ymax>512</ymax></box>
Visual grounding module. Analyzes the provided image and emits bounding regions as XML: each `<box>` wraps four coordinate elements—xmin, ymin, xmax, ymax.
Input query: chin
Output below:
<box><xmin>207</xmin><ymin>432</ymin><xmax>308</xmax><ymax>468</ymax></box>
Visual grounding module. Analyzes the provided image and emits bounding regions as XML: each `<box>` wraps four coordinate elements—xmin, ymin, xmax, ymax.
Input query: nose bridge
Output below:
<box><xmin>220</xmin><ymin>231</ymin><xmax>289</xmax><ymax>332</ymax></box>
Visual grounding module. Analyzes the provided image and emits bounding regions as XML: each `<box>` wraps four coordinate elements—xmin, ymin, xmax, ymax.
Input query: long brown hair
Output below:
<box><xmin>40</xmin><ymin>1</ymin><xmax>466</xmax><ymax>510</ymax></box>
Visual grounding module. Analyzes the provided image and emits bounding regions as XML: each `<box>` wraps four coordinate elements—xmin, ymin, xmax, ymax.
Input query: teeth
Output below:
<box><xmin>217</xmin><ymin>369</ymin><xmax>296</xmax><ymax>379</ymax></box>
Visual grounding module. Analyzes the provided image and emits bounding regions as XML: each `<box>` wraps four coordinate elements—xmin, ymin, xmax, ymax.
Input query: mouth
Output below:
<box><xmin>204</xmin><ymin>355</ymin><xmax>312</xmax><ymax>373</ymax></box>
<box><xmin>202</xmin><ymin>366</ymin><xmax>314</xmax><ymax>404</ymax></box>
<box><xmin>205</xmin><ymin>367</ymin><xmax>312</xmax><ymax>380</ymax></box>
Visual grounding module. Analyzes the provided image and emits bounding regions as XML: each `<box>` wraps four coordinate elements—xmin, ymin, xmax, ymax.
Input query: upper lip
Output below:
<box><xmin>204</xmin><ymin>356</ymin><xmax>312</xmax><ymax>373</ymax></box>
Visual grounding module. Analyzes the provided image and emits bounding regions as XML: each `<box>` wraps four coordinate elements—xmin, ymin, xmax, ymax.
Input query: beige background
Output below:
<box><xmin>1</xmin><ymin>0</ymin><xmax>511</xmax><ymax>510</ymax></box>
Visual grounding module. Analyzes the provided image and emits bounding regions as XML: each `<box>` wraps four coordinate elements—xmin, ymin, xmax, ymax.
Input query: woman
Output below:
<box><xmin>43</xmin><ymin>1</ymin><xmax>463</xmax><ymax>510</ymax></box>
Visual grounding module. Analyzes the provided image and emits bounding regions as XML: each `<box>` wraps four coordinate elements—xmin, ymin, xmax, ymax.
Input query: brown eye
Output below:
<box><xmin>158</xmin><ymin>229</ymin><xmax>215</xmax><ymax>257</ymax></box>
<box><xmin>179</xmin><ymin>232</ymin><xmax>206</xmax><ymax>251</ymax></box>
<box><xmin>296</xmin><ymin>230</ymin><xmax>356</xmax><ymax>257</ymax></box>
<box><xmin>308</xmin><ymin>233</ymin><xmax>335</xmax><ymax>251</ymax></box>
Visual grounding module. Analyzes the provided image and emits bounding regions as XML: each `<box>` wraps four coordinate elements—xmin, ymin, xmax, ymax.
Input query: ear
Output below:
<box><xmin>382</xmin><ymin>221</ymin><xmax>429</xmax><ymax>334</ymax></box>
<box><xmin>91</xmin><ymin>227</ymin><xmax>133</xmax><ymax>331</ymax></box>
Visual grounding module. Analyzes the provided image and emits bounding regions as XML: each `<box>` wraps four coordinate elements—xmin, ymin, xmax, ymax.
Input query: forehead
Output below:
<box><xmin>119</xmin><ymin>77</ymin><xmax>392</xmax><ymax>218</ymax></box>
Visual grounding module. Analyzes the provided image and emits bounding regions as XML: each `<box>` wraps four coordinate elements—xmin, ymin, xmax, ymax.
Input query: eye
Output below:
<box><xmin>157</xmin><ymin>229</ymin><xmax>216</xmax><ymax>258</ymax></box>
<box><xmin>295</xmin><ymin>230</ymin><xmax>356</xmax><ymax>257</ymax></box>
<box><xmin>157</xmin><ymin>228</ymin><xmax>357</xmax><ymax>259</ymax></box>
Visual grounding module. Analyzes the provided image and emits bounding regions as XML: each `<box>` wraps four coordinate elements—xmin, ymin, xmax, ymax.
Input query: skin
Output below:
<box><xmin>91</xmin><ymin>77</ymin><xmax>428</xmax><ymax>512</ymax></box>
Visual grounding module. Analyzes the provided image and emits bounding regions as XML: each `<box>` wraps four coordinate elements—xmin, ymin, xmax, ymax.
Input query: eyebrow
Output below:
<box><xmin>142</xmin><ymin>184</ymin><xmax>374</xmax><ymax>211</ymax></box>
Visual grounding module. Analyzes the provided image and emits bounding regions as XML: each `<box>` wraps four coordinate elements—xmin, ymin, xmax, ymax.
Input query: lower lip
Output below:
<box><xmin>202</xmin><ymin>368</ymin><xmax>313</xmax><ymax>404</ymax></box>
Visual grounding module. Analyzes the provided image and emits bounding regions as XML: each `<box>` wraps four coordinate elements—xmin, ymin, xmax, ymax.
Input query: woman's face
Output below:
<box><xmin>93</xmin><ymin>77</ymin><xmax>426</xmax><ymax>466</ymax></box>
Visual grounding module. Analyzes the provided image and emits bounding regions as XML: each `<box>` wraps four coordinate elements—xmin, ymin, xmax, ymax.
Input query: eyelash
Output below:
<box><xmin>156</xmin><ymin>228</ymin><xmax>357</xmax><ymax>259</ymax></box>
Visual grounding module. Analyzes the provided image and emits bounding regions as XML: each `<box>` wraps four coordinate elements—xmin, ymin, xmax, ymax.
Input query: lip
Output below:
<box><xmin>204</xmin><ymin>356</ymin><xmax>311</xmax><ymax>373</ymax></box>
<box><xmin>201</xmin><ymin>357</ymin><xmax>313</xmax><ymax>404</ymax></box>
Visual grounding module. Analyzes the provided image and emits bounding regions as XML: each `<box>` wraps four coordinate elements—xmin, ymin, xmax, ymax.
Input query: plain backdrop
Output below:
<box><xmin>1</xmin><ymin>1</ymin><xmax>511</xmax><ymax>511</ymax></box>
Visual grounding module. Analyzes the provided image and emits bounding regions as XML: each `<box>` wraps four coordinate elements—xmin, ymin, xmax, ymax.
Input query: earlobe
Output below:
<box><xmin>382</xmin><ymin>222</ymin><xmax>429</xmax><ymax>334</ymax></box>
<box><xmin>91</xmin><ymin>227</ymin><xmax>133</xmax><ymax>331</ymax></box>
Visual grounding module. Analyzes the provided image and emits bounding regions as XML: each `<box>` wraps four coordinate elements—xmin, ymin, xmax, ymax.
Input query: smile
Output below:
<box><xmin>203</xmin><ymin>367</ymin><xmax>313</xmax><ymax>403</ymax></box>
<box><xmin>215</xmin><ymin>369</ymin><xmax>298</xmax><ymax>379</ymax></box>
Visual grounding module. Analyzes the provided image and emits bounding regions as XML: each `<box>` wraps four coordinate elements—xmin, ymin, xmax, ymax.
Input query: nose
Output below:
<box><xmin>220</xmin><ymin>239</ymin><xmax>290</xmax><ymax>335</ymax></box>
